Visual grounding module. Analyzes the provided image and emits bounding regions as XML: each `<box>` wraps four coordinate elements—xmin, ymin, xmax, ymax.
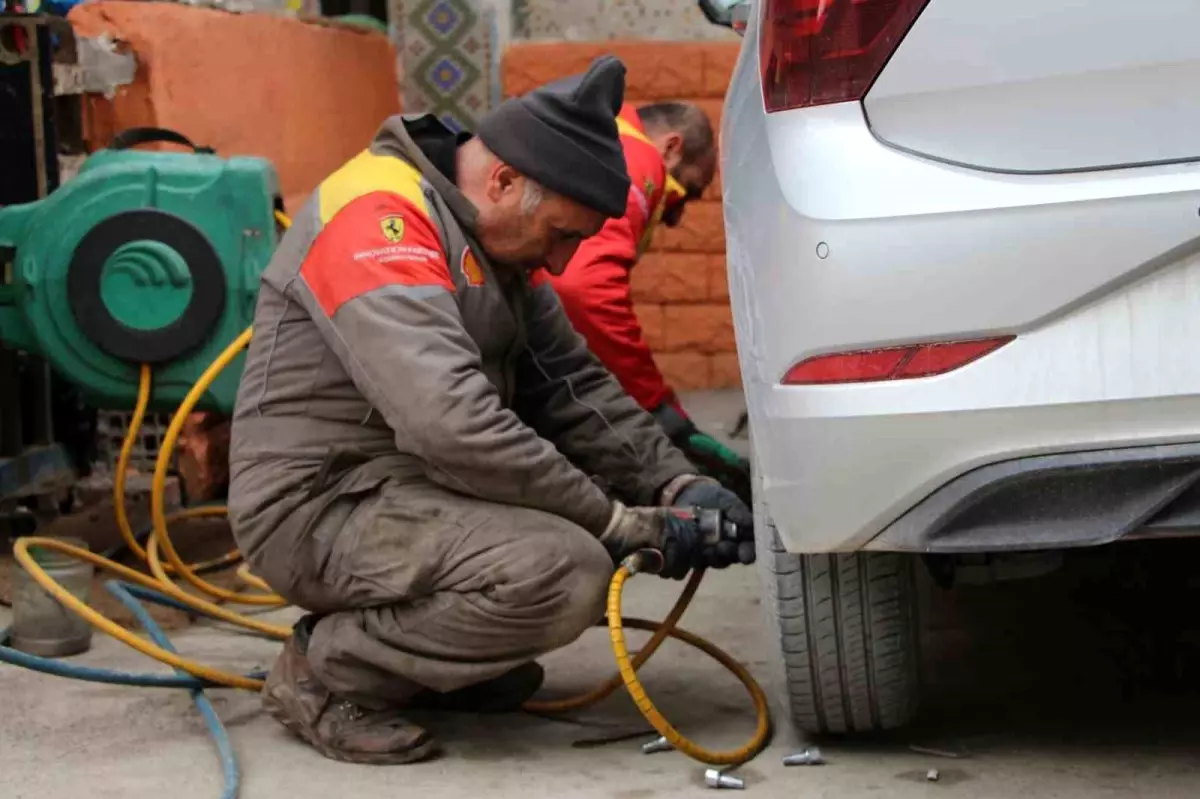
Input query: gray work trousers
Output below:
<box><xmin>245</xmin><ymin>459</ymin><xmax>614</xmax><ymax>706</ymax></box>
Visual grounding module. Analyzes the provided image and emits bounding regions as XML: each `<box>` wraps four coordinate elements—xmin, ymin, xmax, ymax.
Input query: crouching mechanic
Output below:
<box><xmin>535</xmin><ymin>101</ymin><xmax>753</xmax><ymax>506</ymax></box>
<box><xmin>227</xmin><ymin>56</ymin><xmax>755</xmax><ymax>766</ymax></box>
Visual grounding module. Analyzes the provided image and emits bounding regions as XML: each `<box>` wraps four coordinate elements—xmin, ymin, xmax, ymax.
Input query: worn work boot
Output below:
<box><xmin>261</xmin><ymin>616</ymin><xmax>438</xmax><ymax>765</ymax></box>
<box><xmin>410</xmin><ymin>662</ymin><xmax>545</xmax><ymax>714</ymax></box>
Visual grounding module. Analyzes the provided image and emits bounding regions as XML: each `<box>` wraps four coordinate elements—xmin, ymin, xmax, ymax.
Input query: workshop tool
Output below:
<box><xmin>783</xmin><ymin>746</ymin><xmax>824</xmax><ymax>766</ymax></box>
<box><xmin>642</xmin><ymin>735</ymin><xmax>674</xmax><ymax>754</ymax></box>
<box><xmin>0</xmin><ymin>127</ymin><xmax>280</xmax><ymax>413</ymax></box>
<box><xmin>705</xmin><ymin>769</ymin><xmax>746</xmax><ymax>790</ymax></box>
<box><xmin>9</xmin><ymin>535</ymin><xmax>93</xmax><ymax>656</ymax></box>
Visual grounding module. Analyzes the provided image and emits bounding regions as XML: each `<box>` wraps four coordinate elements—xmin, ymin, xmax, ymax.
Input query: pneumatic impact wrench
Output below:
<box><xmin>672</xmin><ymin>506</ymin><xmax>755</xmax><ymax>569</ymax></box>
<box><xmin>625</xmin><ymin>506</ymin><xmax>753</xmax><ymax>577</ymax></box>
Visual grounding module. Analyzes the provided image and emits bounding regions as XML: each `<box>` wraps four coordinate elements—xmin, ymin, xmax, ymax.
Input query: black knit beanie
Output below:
<box><xmin>476</xmin><ymin>55</ymin><xmax>631</xmax><ymax>219</ymax></box>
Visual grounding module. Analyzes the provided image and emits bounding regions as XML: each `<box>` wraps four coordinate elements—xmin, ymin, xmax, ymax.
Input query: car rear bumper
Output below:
<box><xmin>865</xmin><ymin>441</ymin><xmax>1200</xmax><ymax>553</ymax></box>
<box><xmin>721</xmin><ymin>34</ymin><xmax>1200</xmax><ymax>554</ymax></box>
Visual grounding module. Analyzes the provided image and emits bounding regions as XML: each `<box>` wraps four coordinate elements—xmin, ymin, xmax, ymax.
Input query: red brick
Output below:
<box><xmin>631</xmin><ymin>253</ymin><xmax>709</xmax><ymax>303</ymax></box>
<box><xmin>697</xmin><ymin>98</ymin><xmax>724</xmax><ymax>134</ymax></box>
<box><xmin>619</xmin><ymin>44</ymin><xmax>709</xmax><ymax>99</ymax></box>
<box><xmin>656</xmin><ymin>352</ymin><xmax>711</xmax><ymax>391</ymax></box>
<box><xmin>710</xmin><ymin>353</ymin><xmax>743</xmax><ymax>388</ymax></box>
<box><xmin>702</xmin><ymin>44</ymin><xmax>741</xmax><ymax>98</ymax></box>
<box><xmin>634</xmin><ymin>303</ymin><xmax>666</xmax><ymax>351</ymax></box>
<box><xmin>663</xmin><ymin>304</ymin><xmax>736</xmax><ymax>353</ymax></box>
<box><xmin>709</xmin><ymin>255</ymin><xmax>730</xmax><ymax>301</ymax></box>
<box><xmin>503</xmin><ymin>42</ymin><xmax>708</xmax><ymax>100</ymax></box>
<box><xmin>652</xmin><ymin>201</ymin><xmax>725</xmax><ymax>254</ymax></box>
<box><xmin>503</xmin><ymin>43</ymin><xmax>613</xmax><ymax>97</ymax></box>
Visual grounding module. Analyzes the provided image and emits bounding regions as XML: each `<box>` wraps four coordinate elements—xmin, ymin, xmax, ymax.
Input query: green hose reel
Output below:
<box><xmin>0</xmin><ymin>129</ymin><xmax>280</xmax><ymax>413</ymax></box>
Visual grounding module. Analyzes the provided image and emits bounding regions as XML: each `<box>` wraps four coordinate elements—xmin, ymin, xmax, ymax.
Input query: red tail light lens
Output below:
<box><xmin>782</xmin><ymin>337</ymin><xmax>1014</xmax><ymax>385</ymax></box>
<box><xmin>760</xmin><ymin>0</ymin><xmax>931</xmax><ymax>113</ymax></box>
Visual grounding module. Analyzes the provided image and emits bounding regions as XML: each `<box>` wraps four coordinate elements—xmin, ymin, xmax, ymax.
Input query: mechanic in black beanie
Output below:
<box><xmin>239</xmin><ymin>51</ymin><xmax>754</xmax><ymax>766</ymax></box>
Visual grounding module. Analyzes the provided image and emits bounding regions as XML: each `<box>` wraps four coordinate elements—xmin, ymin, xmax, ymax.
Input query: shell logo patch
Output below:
<box><xmin>460</xmin><ymin>247</ymin><xmax>486</xmax><ymax>287</ymax></box>
<box><xmin>380</xmin><ymin>214</ymin><xmax>405</xmax><ymax>243</ymax></box>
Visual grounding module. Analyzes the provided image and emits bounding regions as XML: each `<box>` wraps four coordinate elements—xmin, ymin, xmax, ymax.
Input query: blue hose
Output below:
<box><xmin>0</xmin><ymin>634</ymin><xmax>217</xmax><ymax>688</ymax></box>
<box><xmin>105</xmin><ymin>580</ymin><xmax>241</xmax><ymax>799</ymax></box>
<box><xmin>0</xmin><ymin>579</ymin><xmax>266</xmax><ymax>799</ymax></box>
<box><xmin>0</xmin><ymin>583</ymin><xmax>265</xmax><ymax>688</ymax></box>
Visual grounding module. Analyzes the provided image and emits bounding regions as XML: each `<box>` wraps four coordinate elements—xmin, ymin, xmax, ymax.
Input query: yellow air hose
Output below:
<box><xmin>11</xmin><ymin>209</ymin><xmax>771</xmax><ymax>768</ymax></box>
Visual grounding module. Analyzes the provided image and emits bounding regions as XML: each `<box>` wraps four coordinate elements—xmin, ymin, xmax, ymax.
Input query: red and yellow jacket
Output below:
<box><xmin>534</xmin><ymin>105</ymin><xmax>687</xmax><ymax>413</ymax></box>
<box><xmin>228</xmin><ymin>115</ymin><xmax>694</xmax><ymax>563</ymax></box>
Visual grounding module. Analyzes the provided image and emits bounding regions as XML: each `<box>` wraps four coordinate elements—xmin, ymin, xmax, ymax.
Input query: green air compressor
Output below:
<box><xmin>0</xmin><ymin>129</ymin><xmax>280</xmax><ymax>414</ymax></box>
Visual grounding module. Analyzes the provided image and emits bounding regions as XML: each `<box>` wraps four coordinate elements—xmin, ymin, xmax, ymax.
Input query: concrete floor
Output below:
<box><xmin>3</xmin><ymin>391</ymin><xmax>1200</xmax><ymax>797</ymax></box>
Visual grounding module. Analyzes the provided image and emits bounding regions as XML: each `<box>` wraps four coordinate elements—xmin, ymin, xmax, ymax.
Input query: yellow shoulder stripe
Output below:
<box><xmin>616</xmin><ymin>116</ymin><xmax>651</xmax><ymax>145</ymax></box>
<box><xmin>318</xmin><ymin>150</ymin><xmax>429</xmax><ymax>225</ymax></box>
<box><xmin>665</xmin><ymin>173</ymin><xmax>686</xmax><ymax>200</ymax></box>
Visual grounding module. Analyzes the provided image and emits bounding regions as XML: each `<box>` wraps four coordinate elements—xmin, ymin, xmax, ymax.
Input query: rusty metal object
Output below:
<box><xmin>176</xmin><ymin>412</ymin><xmax>230</xmax><ymax>502</ymax></box>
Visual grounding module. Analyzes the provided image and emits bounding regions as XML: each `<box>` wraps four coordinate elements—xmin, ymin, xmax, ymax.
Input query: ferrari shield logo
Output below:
<box><xmin>460</xmin><ymin>247</ymin><xmax>486</xmax><ymax>287</ymax></box>
<box><xmin>380</xmin><ymin>214</ymin><xmax>405</xmax><ymax>243</ymax></box>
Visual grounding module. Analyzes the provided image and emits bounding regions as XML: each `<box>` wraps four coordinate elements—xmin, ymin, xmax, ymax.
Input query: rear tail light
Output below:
<box><xmin>760</xmin><ymin>0</ymin><xmax>931</xmax><ymax>113</ymax></box>
<box><xmin>782</xmin><ymin>337</ymin><xmax>1014</xmax><ymax>385</ymax></box>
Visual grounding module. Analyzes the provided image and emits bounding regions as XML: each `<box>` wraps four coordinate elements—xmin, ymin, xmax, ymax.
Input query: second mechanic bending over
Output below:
<box><xmin>535</xmin><ymin>101</ymin><xmax>751</xmax><ymax>505</ymax></box>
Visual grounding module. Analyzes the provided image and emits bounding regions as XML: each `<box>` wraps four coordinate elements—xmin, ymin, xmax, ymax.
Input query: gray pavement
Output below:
<box><xmin>3</xmin><ymin>391</ymin><xmax>1199</xmax><ymax>797</ymax></box>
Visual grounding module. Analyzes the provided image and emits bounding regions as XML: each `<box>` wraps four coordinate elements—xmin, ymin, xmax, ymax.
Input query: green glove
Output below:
<box><xmin>677</xmin><ymin>431</ymin><xmax>753</xmax><ymax>508</ymax></box>
<box><xmin>651</xmin><ymin>403</ymin><xmax>752</xmax><ymax>507</ymax></box>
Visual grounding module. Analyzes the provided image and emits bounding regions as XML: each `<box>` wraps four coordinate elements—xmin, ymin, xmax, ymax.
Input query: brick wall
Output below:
<box><xmin>503</xmin><ymin>41</ymin><xmax>741</xmax><ymax>390</ymax></box>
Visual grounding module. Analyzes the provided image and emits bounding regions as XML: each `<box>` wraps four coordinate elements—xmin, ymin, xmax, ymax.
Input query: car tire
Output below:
<box><xmin>755</xmin><ymin>510</ymin><xmax>921</xmax><ymax>734</ymax></box>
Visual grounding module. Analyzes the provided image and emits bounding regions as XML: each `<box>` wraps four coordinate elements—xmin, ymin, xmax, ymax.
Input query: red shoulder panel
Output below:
<box><xmin>301</xmin><ymin>192</ymin><xmax>454</xmax><ymax>317</ymax></box>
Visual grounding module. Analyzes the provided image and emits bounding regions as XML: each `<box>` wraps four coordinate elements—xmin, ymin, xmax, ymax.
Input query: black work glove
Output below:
<box><xmin>599</xmin><ymin>502</ymin><xmax>702</xmax><ymax>580</ymax></box>
<box><xmin>673</xmin><ymin>479</ymin><xmax>756</xmax><ymax>567</ymax></box>
<box><xmin>659</xmin><ymin>511</ymin><xmax>702</xmax><ymax>580</ymax></box>
<box><xmin>652</xmin><ymin>404</ymin><xmax>753</xmax><ymax>508</ymax></box>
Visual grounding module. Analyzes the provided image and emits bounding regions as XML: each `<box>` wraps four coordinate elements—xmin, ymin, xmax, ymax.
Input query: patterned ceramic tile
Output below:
<box><xmin>391</xmin><ymin>0</ymin><xmax>500</xmax><ymax>131</ymax></box>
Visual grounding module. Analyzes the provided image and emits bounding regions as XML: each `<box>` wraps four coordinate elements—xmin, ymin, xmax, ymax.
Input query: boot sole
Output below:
<box><xmin>268</xmin><ymin>704</ymin><xmax>440</xmax><ymax>766</ymax></box>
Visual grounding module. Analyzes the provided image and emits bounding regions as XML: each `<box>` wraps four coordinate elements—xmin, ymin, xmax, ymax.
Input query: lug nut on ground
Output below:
<box><xmin>641</xmin><ymin>736</ymin><xmax>673</xmax><ymax>754</ymax></box>
<box><xmin>705</xmin><ymin>769</ymin><xmax>745</xmax><ymax>790</ymax></box>
<box><xmin>783</xmin><ymin>746</ymin><xmax>824</xmax><ymax>766</ymax></box>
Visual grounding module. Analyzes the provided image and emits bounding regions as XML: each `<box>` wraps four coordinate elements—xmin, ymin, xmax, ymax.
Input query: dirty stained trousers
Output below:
<box><xmin>239</xmin><ymin>455</ymin><xmax>614</xmax><ymax>704</ymax></box>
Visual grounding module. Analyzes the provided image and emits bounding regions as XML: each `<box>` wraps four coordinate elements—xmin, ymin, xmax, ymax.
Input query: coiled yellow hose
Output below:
<box><xmin>608</xmin><ymin>559</ymin><xmax>771</xmax><ymax>765</ymax></box>
<box><xmin>12</xmin><ymin>209</ymin><xmax>770</xmax><ymax>766</ymax></box>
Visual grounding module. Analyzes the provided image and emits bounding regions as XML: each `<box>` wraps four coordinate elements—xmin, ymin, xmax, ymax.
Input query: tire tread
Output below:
<box><xmin>756</xmin><ymin>517</ymin><xmax>919</xmax><ymax>734</ymax></box>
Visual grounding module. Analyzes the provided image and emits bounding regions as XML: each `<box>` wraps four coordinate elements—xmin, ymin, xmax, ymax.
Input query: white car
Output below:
<box><xmin>701</xmin><ymin>0</ymin><xmax>1200</xmax><ymax>733</ymax></box>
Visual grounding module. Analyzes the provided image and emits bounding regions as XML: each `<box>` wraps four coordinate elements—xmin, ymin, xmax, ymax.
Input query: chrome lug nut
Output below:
<box><xmin>783</xmin><ymin>746</ymin><xmax>824</xmax><ymax>766</ymax></box>
<box><xmin>641</xmin><ymin>736</ymin><xmax>674</xmax><ymax>755</ymax></box>
<box><xmin>705</xmin><ymin>769</ymin><xmax>745</xmax><ymax>790</ymax></box>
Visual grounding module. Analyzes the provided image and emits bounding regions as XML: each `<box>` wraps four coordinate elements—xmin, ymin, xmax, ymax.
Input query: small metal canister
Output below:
<box><xmin>10</xmin><ymin>537</ymin><xmax>94</xmax><ymax>657</ymax></box>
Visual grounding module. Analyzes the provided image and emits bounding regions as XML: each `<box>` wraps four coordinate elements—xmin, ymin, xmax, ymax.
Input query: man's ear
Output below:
<box><xmin>660</xmin><ymin>132</ymin><xmax>685</xmax><ymax>168</ymax></box>
<box><xmin>488</xmin><ymin>163</ymin><xmax>521</xmax><ymax>203</ymax></box>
